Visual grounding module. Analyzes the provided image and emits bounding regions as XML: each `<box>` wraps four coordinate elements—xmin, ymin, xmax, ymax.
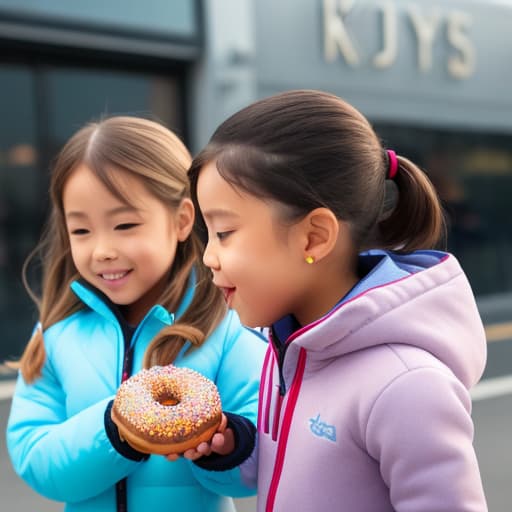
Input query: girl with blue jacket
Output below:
<box><xmin>6</xmin><ymin>116</ymin><xmax>266</xmax><ymax>512</ymax></box>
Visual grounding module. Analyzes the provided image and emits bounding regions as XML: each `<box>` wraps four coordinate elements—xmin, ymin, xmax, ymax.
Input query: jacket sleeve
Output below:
<box><xmin>189</xmin><ymin>314</ymin><xmax>267</xmax><ymax>497</ymax></box>
<box><xmin>365</xmin><ymin>367</ymin><xmax>488</xmax><ymax>511</ymax></box>
<box><xmin>6</xmin><ymin>361</ymin><xmax>144</xmax><ymax>503</ymax></box>
<box><xmin>193</xmin><ymin>411</ymin><xmax>256</xmax><ymax>472</ymax></box>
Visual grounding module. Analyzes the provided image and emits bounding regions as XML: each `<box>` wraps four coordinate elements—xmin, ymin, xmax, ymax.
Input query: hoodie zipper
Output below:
<box><xmin>276</xmin><ymin>340</ymin><xmax>287</xmax><ymax>396</ymax></box>
<box><xmin>259</xmin><ymin>348</ymin><xmax>273</xmax><ymax>434</ymax></box>
<box><xmin>272</xmin><ymin>334</ymin><xmax>289</xmax><ymax>439</ymax></box>
<box><xmin>265</xmin><ymin>347</ymin><xmax>307</xmax><ymax>512</ymax></box>
<box><xmin>265</xmin><ymin>332</ymin><xmax>288</xmax><ymax>440</ymax></box>
<box><xmin>269</xmin><ymin>328</ymin><xmax>288</xmax><ymax>396</ymax></box>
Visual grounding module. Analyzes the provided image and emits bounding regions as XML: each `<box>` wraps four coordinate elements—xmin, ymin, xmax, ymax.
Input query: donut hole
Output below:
<box><xmin>157</xmin><ymin>393</ymin><xmax>179</xmax><ymax>407</ymax></box>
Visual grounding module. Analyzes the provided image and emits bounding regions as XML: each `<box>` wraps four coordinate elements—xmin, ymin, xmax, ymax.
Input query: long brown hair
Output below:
<box><xmin>189</xmin><ymin>89</ymin><xmax>445</xmax><ymax>252</ymax></box>
<box><xmin>14</xmin><ymin>116</ymin><xmax>226</xmax><ymax>383</ymax></box>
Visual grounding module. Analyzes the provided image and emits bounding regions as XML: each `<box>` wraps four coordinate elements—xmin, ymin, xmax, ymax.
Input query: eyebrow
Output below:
<box><xmin>65</xmin><ymin>205</ymin><xmax>137</xmax><ymax>219</ymax></box>
<box><xmin>201</xmin><ymin>208</ymin><xmax>239</xmax><ymax>221</ymax></box>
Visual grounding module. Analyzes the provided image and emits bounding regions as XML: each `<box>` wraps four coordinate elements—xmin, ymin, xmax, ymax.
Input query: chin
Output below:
<box><xmin>237</xmin><ymin>312</ymin><xmax>268</xmax><ymax>329</ymax></box>
<box><xmin>241</xmin><ymin>319</ymin><xmax>261</xmax><ymax>329</ymax></box>
<box><xmin>232</xmin><ymin>310</ymin><xmax>255</xmax><ymax>328</ymax></box>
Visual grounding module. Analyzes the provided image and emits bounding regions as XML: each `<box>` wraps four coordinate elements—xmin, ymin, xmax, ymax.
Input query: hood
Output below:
<box><xmin>287</xmin><ymin>251</ymin><xmax>487</xmax><ymax>389</ymax></box>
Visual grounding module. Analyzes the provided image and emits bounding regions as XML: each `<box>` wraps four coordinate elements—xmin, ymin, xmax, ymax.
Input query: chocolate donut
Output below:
<box><xmin>112</xmin><ymin>365</ymin><xmax>222</xmax><ymax>454</ymax></box>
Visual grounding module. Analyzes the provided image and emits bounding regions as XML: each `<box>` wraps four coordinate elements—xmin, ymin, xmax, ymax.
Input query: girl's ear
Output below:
<box><xmin>300</xmin><ymin>208</ymin><xmax>339</xmax><ymax>262</ymax></box>
<box><xmin>175</xmin><ymin>198</ymin><xmax>195</xmax><ymax>241</ymax></box>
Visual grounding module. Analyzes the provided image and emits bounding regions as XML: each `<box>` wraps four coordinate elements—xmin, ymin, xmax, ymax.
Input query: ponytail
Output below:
<box><xmin>188</xmin><ymin>90</ymin><xmax>446</xmax><ymax>256</ymax></box>
<box><xmin>377</xmin><ymin>155</ymin><xmax>446</xmax><ymax>252</ymax></box>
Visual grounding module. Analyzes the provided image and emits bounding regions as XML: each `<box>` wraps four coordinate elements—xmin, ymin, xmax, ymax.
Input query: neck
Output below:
<box><xmin>295</xmin><ymin>259</ymin><xmax>359</xmax><ymax>326</ymax></box>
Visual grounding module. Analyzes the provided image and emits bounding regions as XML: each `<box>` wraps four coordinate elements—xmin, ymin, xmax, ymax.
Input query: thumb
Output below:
<box><xmin>211</xmin><ymin>428</ymin><xmax>235</xmax><ymax>455</ymax></box>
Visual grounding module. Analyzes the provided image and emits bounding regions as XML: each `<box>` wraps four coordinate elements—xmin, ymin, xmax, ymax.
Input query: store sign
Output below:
<box><xmin>323</xmin><ymin>0</ymin><xmax>475</xmax><ymax>79</ymax></box>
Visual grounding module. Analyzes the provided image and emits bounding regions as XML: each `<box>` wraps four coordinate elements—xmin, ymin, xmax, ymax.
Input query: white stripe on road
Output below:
<box><xmin>471</xmin><ymin>375</ymin><xmax>512</xmax><ymax>401</ymax></box>
<box><xmin>1</xmin><ymin>375</ymin><xmax>512</xmax><ymax>402</ymax></box>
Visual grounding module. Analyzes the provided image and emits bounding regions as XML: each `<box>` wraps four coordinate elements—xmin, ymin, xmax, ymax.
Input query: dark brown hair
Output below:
<box><xmin>14</xmin><ymin>116</ymin><xmax>226</xmax><ymax>383</ymax></box>
<box><xmin>189</xmin><ymin>89</ymin><xmax>445</xmax><ymax>252</ymax></box>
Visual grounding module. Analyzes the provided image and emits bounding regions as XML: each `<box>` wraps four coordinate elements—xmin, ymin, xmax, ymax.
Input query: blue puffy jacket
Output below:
<box><xmin>6</xmin><ymin>279</ymin><xmax>266</xmax><ymax>511</ymax></box>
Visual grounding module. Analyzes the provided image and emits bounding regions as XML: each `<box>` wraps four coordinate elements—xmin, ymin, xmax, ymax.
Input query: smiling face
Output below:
<box><xmin>196</xmin><ymin>161</ymin><xmax>312</xmax><ymax>328</ymax></box>
<box><xmin>63</xmin><ymin>163</ymin><xmax>193</xmax><ymax>324</ymax></box>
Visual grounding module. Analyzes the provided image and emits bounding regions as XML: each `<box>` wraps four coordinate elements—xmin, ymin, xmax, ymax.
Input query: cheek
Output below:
<box><xmin>68</xmin><ymin>240</ymin><xmax>85</xmax><ymax>265</ymax></box>
<box><xmin>137</xmin><ymin>238</ymin><xmax>177</xmax><ymax>269</ymax></box>
<box><xmin>238</xmin><ymin>267</ymin><xmax>278</xmax><ymax>308</ymax></box>
<box><xmin>251</xmin><ymin>261</ymin><xmax>296</xmax><ymax>302</ymax></box>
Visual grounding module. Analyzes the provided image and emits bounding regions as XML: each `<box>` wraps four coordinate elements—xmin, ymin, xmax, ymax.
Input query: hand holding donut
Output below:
<box><xmin>165</xmin><ymin>413</ymin><xmax>235</xmax><ymax>461</ymax></box>
<box><xmin>112</xmin><ymin>365</ymin><xmax>223</xmax><ymax>455</ymax></box>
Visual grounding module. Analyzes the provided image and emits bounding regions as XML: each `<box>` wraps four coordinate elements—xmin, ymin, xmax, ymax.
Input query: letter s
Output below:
<box><xmin>447</xmin><ymin>11</ymin><xmax>475</xmax><ymax>79</ymax></box>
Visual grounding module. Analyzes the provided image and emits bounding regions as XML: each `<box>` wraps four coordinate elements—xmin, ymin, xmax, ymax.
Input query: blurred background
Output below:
<box><xmin>0</xmin><ymin>0</ymin><xmax>510</xmax><ymax>510</ymax></box>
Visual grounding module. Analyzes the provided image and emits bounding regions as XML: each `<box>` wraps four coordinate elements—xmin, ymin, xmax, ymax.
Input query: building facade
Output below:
<box><xmin>1</xmin><ymin>0</ymin><xmax>512</xmax><ymax>361</ymax></box>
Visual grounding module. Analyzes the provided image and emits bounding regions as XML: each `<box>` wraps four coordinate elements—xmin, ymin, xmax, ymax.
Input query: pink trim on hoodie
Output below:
<box><xmin>265</xmin><ymin>347</ymin><xmax>307</xmax><ymax>512</ymax></box>
<box><xmin>258</xmin><ymin>347</ymin><xmax>272</xmax><ymax>433</ymax></box>
<box><xmin>285</xmin><ymin>253</ymin><xmax>451</xmax><ymax>345</ymax></box>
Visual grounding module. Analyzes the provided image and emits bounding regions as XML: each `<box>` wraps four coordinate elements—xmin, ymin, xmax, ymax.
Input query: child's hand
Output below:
<box><xmin>165</xmin><ymin>413</ymin><xmax>235</xmax><ymax>462</ymax></box>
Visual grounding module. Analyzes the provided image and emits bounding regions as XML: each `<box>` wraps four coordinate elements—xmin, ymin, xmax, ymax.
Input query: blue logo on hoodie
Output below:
<box><xmin>309</xmin><ymin>414</ymin><xmax>336</xmax><ymax>442</ymax></box>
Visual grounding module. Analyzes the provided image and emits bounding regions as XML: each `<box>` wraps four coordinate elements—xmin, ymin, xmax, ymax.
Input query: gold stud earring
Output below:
<box><xmin>305</xmin><ymin>255</ymin><xmax>315</xmax><ymax>264</ymax></box>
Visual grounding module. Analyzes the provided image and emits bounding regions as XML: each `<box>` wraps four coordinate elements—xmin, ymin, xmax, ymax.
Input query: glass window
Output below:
<box><xmin>375</xmin><ymin>123</ymin><xmax>512</xmax><ymax>301</ymax></box>
<box><xmin>0</xmin><ymin>65</ymin><xmax>41</xmax><ymax>365</ymax></box>
<box><xmin>46</xmin><ymin>67</ymin><xmax>183</xmax><ymax>157</ymax></box>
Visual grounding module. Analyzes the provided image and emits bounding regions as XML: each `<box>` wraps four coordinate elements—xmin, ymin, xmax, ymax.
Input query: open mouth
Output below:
<box><xmin>221</xmin><ymin>287</ymin><xmax>236</xmax><ymax>306</ymax></box>
<box><xmin>99</xmin><ymin>270</ymin><xmax>132</xmax><ymax>282</ymax></box>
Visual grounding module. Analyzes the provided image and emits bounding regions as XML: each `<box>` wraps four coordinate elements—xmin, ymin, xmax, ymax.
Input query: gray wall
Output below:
<box><xmin>193</xmin><ymin>0</ymin><xmax>512</xmax><ymax>150</ymax></box>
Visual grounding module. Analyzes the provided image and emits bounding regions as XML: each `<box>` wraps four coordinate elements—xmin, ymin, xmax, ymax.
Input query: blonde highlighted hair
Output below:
<box><xmin>14</xmin><ymin>116</ymin><xmax>226</xmax><ymax>383</ymax></box>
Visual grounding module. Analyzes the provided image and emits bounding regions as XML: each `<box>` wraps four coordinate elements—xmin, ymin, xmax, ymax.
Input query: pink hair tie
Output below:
<box><xmin>386</xmin><ymin>149</ymin><xmax>398</xmax><ymax>179</ymax></box>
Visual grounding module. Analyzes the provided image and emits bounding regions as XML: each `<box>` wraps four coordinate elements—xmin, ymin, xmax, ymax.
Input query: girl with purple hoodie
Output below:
<box><xmin>186</xmin><ymin>90</ymin><xmax>488</xmax><ymax>511</ymax></box>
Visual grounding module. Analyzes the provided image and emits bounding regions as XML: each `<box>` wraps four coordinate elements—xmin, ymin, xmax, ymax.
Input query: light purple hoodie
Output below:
<box><xmin>252</xmin><ymin>250</ymin><xmax>487</xmax><ymax>511</ymax></box>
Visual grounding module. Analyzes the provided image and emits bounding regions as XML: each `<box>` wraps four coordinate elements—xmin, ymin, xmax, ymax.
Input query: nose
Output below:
<box><xmin>92</xmin><ymin>236</ymin><xmax>117</xmax><ymax>261</ymax></box>
<box><xmin>202</xmin><ymin>240</ymin><xmax>220</xmax><ymax>271</ymax></box>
